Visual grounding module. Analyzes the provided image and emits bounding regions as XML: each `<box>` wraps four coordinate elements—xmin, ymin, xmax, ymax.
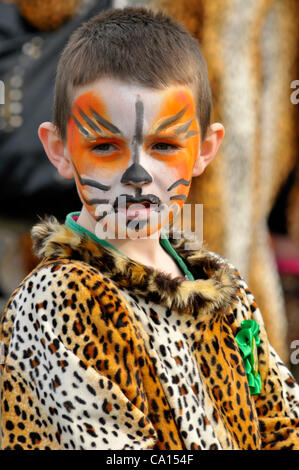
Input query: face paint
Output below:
<box><xmin>66</xmin><ymin>79</ymin><xmax>200</xmax><ymax>238</ymax></box>
<box><xmin>142</xmin><ymin>87</ymin><xmax>200</xmax><ymax>230</ymax></box>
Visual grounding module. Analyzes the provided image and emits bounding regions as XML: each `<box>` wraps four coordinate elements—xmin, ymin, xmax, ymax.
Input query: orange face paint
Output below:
<box><xmin>68</xmin><ymin>91</ymin><xmax>131</xmax><ymax>217</ymax></box>
<box><xmin>145</xmin><ymin>87</ymin><xmax>200</xmax><ymax>214</ymax></box>
<box><xmin>66</xmin><ymin>80</ymin><xmax>201</xmax><ymax>238</ymax></box>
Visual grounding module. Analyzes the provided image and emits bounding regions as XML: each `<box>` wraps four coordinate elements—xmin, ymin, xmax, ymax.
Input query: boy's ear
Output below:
<box><xmin>38</xmin><ymin>122</ymin><xmax>73</xmax><ymax>179</ymax></box>
<box><xmin>192</xmin><ymin>123</ymin><xmax>225</xmax><ymax>177</ymax></box>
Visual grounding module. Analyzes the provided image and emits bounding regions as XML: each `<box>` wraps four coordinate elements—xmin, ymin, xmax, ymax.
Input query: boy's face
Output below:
<box><xmin>66</xmin><ymin>78</ymin><xmax>201</xmax><ymax>237</ymax></box>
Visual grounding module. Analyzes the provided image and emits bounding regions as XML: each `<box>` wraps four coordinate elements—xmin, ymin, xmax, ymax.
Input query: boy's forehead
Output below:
<box><xmin>70</xmin><ymin>78</ymin><xmax>197</xmax><ymax>136</ymax></box>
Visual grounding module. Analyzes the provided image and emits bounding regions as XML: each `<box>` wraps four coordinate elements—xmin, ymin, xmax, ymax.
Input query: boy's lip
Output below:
<box><xmin>112</xmin><ymin>194</ymin><xmax>162</xmax><ymax>220</ymax></box>
<box><xmin>113</xmin><ymin>194</ymin><xmax>161</xmax><ymax>211</ymax></box>
<box><xmin>118</xmin><ymin>205</ymin><xmax>154</xmax><ymax>220</ymax></box>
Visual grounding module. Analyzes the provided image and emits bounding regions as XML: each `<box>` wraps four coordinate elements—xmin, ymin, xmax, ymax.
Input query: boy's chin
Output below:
<box><xmin>91</xmin><ymin>201</ymin><xmax>179</xmax><ymax>240</ymax></box>
<box><xmin>94</xmin><ymin>212</ymin><xmax>164</xmax><ymax>240</ymax></box>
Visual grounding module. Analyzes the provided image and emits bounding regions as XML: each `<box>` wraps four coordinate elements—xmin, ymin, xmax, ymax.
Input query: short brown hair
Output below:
<box><xmin>53</xmin><ymin>7</ymin><xmax>212</xmax><ymax>142</ymax></box>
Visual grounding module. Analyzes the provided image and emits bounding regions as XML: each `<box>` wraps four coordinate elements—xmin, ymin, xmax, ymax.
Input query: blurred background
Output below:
<box><xmin>0</xmin><ymin>0</ymin><xmax>298</xmax><ymax>381</ymax></box>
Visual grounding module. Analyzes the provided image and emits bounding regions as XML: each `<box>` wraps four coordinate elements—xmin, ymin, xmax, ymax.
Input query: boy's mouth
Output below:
<box><xmin>113</xmin><ymin>194</ymin><xmax>161</xmax><ymax>219</ymax></box>
<box><xmin>132</xmin><ymin>200</ymin><xmax>150</xmax><ymax>208</ymax></box>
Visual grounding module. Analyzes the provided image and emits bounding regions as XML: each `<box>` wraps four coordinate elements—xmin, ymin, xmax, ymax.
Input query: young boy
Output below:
<box><xmin>1</xmin><ymin>7</ymin><xmax>299</xmax><ymax>450</ymax></box>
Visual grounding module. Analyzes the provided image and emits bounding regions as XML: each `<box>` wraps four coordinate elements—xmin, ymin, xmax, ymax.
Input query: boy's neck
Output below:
<box><xmin>76</xmin><ymin>206</ymin><xmax>167</xmax><ymax>268</ymax></box>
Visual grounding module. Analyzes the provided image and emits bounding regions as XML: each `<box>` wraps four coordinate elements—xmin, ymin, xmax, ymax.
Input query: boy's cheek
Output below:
<box><xmin>160</xmin><ymin>146</ymin><xmax>198</xmax><ymax>181</ymax></box>
<box><xmin>168</xmin><ymin>152</ymin><xmax>195</xmax><ymax>175</ymax></box>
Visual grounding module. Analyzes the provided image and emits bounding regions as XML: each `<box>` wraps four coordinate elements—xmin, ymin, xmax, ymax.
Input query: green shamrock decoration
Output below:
<box><xmin>235</xmin><ymin>319</ymin><xmax>262</xmax><ymax>395</ymax></box>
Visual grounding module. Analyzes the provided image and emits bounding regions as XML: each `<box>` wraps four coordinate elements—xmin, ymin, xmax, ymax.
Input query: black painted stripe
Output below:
<box><xmin>132</xmin><ymin>97</ymin><xmax>144</xmax><ymax>164</ymax></box>
<box><xmin>174</xmin><ymin>119</ymin><xmax>193</xmax><ymax>135</ymax></box>
<box><xmin>84</xmin><ymin>198</ymin><xmax>110</xmax><ymax>206</ymax></box>
<box><xmin>72</xmin><ymin>114</ymin><xmax>91</xmax><ymax>138</ymax></box>
<box><xmin>78</xmin><ymin>107</ymin><xmax>103</xmax><ymax>135</ymax></box>
<box><xmin>155</xmin><ymin>106</ymin><xmax>187</xmax><ymax>133</ymax></box>
<box><xmin>90</xmin><ymin>107</ymin><xmax>122</xmax><ymax>135</ymax></box>
<box><xmin>135</xmin><ymin>97</ymin><xmax>144</xmax><ymax>144</ymax></box>
<box><xmin>169</xmin><ymin>194</ymin><xmax>187</xmax><ymax>201</ymax></box>
<box><xmin>167</xmin><ymin>179</ymin><xmax>191</xmax><ymax>192</ymax></box>
<box><xmin>72</xmin><ymin>162</ymin><xmax>111</xmax><ymax>192</ymax></box>
<box><xmin>185</xmin><ymin>130</ymin><xmax>199</xmax><ymax>138</ymax></box>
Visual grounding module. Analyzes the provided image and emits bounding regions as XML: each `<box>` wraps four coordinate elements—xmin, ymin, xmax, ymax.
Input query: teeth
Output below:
<box><xmin>126</xmin><ymin>202</ymin><xmax>150</xmax><ymax>208</ymax></box>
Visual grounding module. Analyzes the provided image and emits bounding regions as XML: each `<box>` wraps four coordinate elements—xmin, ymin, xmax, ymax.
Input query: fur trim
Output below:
<box><xmin>31</xmin><ymin>217</ymin><xmax>239</xmax><ymax>316</ymax></box>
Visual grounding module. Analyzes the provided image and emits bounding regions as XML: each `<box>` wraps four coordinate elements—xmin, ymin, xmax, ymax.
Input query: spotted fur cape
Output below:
<box><xmin>1</xmin><ymin>218</ymin><xmax>299</xmax><ymax>450</ymax></box>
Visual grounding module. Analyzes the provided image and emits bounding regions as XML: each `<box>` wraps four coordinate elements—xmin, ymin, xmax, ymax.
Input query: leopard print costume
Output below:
<box><xmin>1</xmin><ymin>218</ymin><xmax>299</xmax><ymax>449</ymax></box>
<box><xmin>131</xmin><ymin>0</ymin><xmax>299</xmax><ymax>363</ymax></box>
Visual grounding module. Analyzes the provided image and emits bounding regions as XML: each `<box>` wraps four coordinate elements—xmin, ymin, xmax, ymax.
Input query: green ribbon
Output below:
<box><xmin>235</xmin><ymin>319</ymin><xmax>262</xmax><ymax>395</ymax></box>
<box><xmin>65</xmin><ymin>212</ymin><xmax>194</xmax><ymax>280</ymax></box>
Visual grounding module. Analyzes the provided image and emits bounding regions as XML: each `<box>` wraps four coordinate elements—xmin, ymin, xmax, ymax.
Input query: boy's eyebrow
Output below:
<box><xmin>86</xmin><ymin>132</ymin><xmax>123</xmax><ymax>141</ymax></box>
<box><xmin>147</xmin><ymin>129</ymin><xmax>199</xmax><ymax>141</ymax></box>
<box><xmin>146</xmin><ymin>132</ymin><xmax>184</xmax><ymax>140</ymax></box>
<box><xmin>72</xmin><ymin>104</ymin><xmax>198</xmax><ymax>142</ymax></box>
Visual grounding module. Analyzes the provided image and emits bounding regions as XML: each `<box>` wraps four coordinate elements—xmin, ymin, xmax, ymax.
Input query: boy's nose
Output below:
<box><xmin>120</xmin><ymin>162</ymin><xmax>152</xmax><ymax>186</ymax></box>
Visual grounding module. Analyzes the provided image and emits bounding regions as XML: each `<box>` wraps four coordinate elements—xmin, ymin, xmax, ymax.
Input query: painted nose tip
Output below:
<box><xmin>120</xmin><ymin>162</ymin><xmax>153</xmax><ymax>185</ymax></box>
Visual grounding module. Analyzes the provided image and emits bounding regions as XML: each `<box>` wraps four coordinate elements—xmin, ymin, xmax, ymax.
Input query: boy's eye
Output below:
<box><xmin>91</xmin><ymin>143</ymin><xmax>119</xmax><ymax>155</ymax></box>
<box><xmin>151</xmin><ymin>142</ymin><xmax>180</xmax><ymax>153</ymax></box>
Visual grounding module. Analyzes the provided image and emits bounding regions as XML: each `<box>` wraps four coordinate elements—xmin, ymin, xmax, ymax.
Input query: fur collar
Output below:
<box><xmin>31</xmin><ymin>217</ymin><xmax>239</xmax><ymax>317</ymax></box>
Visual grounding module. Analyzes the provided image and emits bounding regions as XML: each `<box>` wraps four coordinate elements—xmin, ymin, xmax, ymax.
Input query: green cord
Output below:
<box><xmin>65</xmin><ymin>212</ymin><xmax>124</xmax><ymax>256</ymax></box>
<box><xmin>65</xmin><ymin>211</ymin><xmax>194</xmax><ymax>280</ymax></box>
<box><xmin>159</xmin><ymin>231</ymin><xmax>194</xmax><ymax>280</ymax></box>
